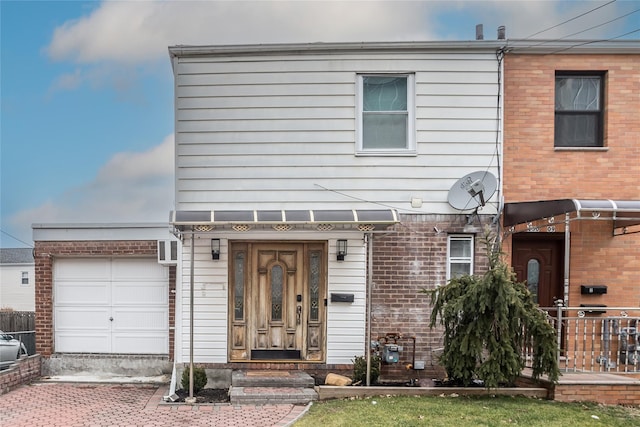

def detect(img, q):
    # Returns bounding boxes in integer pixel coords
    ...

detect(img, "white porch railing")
[524,306,640,374]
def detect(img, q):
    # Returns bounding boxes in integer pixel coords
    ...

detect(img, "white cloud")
[94,134,173,185]
[46,0,438,65]
[10,135,175,238]
[48,68,83,93]
[46,0,634,70]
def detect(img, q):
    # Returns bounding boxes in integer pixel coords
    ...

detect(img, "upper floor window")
[357,74,415,155]
[21,271,29,286]
[447,235,474,280]
[555,73,604,148]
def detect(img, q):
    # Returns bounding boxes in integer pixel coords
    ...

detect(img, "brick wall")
[553,384,640,406]
[567,220,640,308]
[33,240,174,358]
[503,53,640,309]
[0,355,41,395]
[503,54,640,202]
[371,214,492,380]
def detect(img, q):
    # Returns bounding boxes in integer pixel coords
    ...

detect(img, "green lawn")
[293,395,640,427]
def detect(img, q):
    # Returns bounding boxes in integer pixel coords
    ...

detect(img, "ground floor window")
[447,235,474,280]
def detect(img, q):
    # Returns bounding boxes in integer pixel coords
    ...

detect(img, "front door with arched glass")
[512,236,564,308]
[228,241,326,362]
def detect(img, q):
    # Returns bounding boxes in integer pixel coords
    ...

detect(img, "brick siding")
[504,54,640,202]
[503,53,640,309]
[371,214,492,380]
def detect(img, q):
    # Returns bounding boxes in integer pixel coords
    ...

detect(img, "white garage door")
[54,258,169,354]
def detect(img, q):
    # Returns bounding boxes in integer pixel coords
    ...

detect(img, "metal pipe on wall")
[564,213,570,306]
[189,230,195,399]
[366,232,373,386]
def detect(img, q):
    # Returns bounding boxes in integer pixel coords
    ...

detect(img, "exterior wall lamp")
[336,239,347,261]
[211,239,221,260]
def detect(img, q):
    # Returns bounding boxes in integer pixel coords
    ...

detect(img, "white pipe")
[163,362,179,402]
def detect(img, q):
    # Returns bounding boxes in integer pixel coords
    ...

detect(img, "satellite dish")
[447,171,497,211]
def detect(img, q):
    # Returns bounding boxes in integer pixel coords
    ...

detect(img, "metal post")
[556,299,563,368]
[366,233,373,386]
[563,213,570,306]
[188,230,195,401]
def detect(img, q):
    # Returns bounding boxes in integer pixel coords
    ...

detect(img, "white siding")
[174,49,501,214]
[178,237,228,363]
[177,231,366,364]
[0,264,35,311]
[326,240,367,363]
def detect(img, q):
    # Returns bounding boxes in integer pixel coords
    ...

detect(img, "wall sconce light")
[211,239,221,260]
[336,239,347,261]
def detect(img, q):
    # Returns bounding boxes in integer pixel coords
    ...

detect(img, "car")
[0,330,26,369]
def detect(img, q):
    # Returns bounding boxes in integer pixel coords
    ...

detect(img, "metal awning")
[503,199,640,232]
[170,209,399,231]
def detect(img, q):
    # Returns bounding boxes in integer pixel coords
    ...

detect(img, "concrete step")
[229,386,318,405]
[232,370,315,388]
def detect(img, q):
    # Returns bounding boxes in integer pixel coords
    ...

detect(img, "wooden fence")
[0,311,35,355]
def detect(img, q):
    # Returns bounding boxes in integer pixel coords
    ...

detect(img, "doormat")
[251,349,302,360]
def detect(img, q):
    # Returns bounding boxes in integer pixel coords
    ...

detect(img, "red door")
[512,236,564,308]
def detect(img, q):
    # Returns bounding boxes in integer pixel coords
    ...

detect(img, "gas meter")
[381,344,402,363]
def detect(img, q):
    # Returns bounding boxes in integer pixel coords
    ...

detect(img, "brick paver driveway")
[0,382,307,427]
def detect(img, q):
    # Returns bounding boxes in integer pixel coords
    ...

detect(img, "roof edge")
[168,39,640,58]
[32,222,169,229]
[168,40,508,58]
[505,39,640,55]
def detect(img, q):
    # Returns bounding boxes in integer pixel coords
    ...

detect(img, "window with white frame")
[21,271,29,286]
[447,235,474,280]
[357,74,415,154]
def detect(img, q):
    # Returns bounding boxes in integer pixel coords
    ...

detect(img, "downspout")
[188,229,195,402]
[365,232,373,386]
[495,46,505,241]
[563,213,570,306]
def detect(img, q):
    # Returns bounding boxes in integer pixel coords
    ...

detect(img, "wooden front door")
[512,236,564,308]
[229,242,326,362]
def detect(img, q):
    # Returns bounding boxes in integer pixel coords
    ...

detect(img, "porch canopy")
[503,199,640,234]
[170,209,399,232]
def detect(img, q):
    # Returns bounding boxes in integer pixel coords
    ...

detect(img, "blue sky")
[1,0,639,248]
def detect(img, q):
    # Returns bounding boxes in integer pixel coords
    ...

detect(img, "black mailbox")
[580,285,607,295]
[330,293,354,303]
[580,304,607,314]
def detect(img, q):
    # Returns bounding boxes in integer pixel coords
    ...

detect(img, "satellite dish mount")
[464,178,486,207]
[447,171,498,213]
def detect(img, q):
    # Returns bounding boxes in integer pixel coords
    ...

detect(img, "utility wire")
[557,7,640,39]
[523,7,640,48]
[313,183,419,213]
[549,27,640,54]
[523,0,617,39]
[0,229,34,248]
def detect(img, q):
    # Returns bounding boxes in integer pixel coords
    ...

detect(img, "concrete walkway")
[0,382,309,427]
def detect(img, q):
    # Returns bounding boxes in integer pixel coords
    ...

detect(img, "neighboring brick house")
[501,41,640,371]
